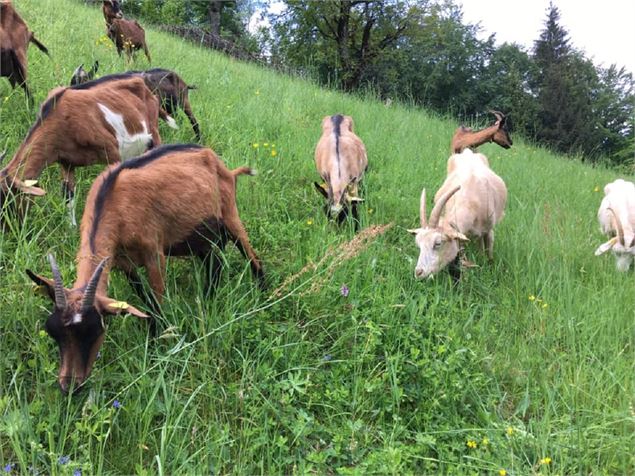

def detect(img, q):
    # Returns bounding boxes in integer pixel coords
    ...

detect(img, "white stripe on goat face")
[98,103,152,160]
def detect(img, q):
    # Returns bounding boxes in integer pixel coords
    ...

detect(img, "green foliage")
[1,0,634,474]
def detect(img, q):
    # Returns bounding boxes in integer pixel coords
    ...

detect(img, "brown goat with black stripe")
[0,0,49,102]
[27,143,264,394]
[102,0,151,63]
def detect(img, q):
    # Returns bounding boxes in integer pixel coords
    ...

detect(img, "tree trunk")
[208,1,222,36]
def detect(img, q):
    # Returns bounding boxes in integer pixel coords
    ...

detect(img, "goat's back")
[0,2,29,49]
[109,18,145,44]
[598,179,635,240]
[82,146,231,251]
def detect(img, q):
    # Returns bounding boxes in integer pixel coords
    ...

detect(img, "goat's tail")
[232,166,257,178]
[30,34,49,56]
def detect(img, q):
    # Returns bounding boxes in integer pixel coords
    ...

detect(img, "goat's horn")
[488,110,504,121]
[47,254,67,310]
[608,207,625,246]
[419,188,427,227]
[81,257,109,313]
[429,185,461,228]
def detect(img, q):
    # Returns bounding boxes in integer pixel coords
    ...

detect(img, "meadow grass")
[1,0,634,473]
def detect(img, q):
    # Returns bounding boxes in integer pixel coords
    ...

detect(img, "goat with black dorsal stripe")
[26,144,264,394]
[0,74,177,227]
[102,0,151,63]
[313,114,368,226]
[0,0,49,102]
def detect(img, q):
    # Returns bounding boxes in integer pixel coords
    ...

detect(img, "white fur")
[71,313,82,325]
[165,115,178,130]
[98,103,152,160]
[596,179,635,271]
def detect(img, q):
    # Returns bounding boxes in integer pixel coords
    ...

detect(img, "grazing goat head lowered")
[410,149,507,279]
[314,114,367,225]
[70,65,200,140]
[27,144,264,393]
[0,74,173,228]
[0,0,50,102]
[451,111,512,153]
[594,179,635,271]
[102,1,151,63]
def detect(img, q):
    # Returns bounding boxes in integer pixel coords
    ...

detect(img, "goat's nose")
[415,268,424,278]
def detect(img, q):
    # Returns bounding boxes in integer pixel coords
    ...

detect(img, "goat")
[102,0,151,63]
[409,149,507,279]
[0,0,49,102]
[594,179,635,271]
[26,143,264,393]
[71,63,201,141]
[0,74,175,227]
[313,114,367,225]
[450,111,512,154]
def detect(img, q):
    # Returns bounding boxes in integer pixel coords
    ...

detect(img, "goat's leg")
[143,42,151,63]
[60,165,77,226]
[143,252,166,307]
[224,214,265,287]
[484,230,495,261]
[123,267,160,335]
[182,97,201,141]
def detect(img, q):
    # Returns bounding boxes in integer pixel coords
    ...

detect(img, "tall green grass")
[1,0,633,473]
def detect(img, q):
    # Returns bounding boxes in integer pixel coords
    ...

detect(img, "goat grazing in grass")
[451,111,512,154]
[102,0,151,63]
[71,64,201,141]
[26,143,264,393]
[594,179,635,271]
[0,0,49,102]
[313,114,367,225]
[0,74,174,227]
[409,149,507,279]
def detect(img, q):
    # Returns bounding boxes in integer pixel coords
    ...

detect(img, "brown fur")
[450,111,512,154]
[0,0,49,101]
[0,76,161,209]
[102,1,151,63]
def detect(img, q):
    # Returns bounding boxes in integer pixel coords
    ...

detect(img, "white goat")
[594,179,635,271]
[409,149,507,279]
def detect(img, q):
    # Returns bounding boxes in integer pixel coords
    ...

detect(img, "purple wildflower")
[4,464,13,473]
[322,354,333,362]
[58,456,70,465]
[73,469,82,476]
[340,284,349,297]
[113,400,121,409]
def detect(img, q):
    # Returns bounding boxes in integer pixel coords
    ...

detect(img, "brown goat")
[314,114,368,225]
[71,64,201,141]
[102,0,151,63]
[450,111,512,154]
[0,0,49,101]
[26,143,264,393]
[0,74,170,227]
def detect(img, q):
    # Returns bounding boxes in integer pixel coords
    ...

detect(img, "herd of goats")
[1,0,633,394]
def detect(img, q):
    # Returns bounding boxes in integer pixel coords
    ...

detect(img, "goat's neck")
[453,124,498,153]
[1,136,56,182]
[74,248,114,297]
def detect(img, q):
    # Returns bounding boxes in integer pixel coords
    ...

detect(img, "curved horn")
[608,207,625,246]
[429,185,461,228]
[488,110,504,122]
[48,254,67,310]
[419,188,427,227]
[81,257,109,313]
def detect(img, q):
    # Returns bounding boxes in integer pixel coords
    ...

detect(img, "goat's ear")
[448,230,469,242]
[407,228,421,235]
[595,237,617,256]
[313,182,328,199]
[97,296,149,318]
[26,269,57,302]
[12,179,46,196]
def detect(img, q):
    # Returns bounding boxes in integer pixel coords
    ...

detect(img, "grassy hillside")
[1,0,633,474]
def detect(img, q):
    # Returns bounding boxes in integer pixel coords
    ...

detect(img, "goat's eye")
[433,239,443,249]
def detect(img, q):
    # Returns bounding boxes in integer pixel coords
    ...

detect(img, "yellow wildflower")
[368,208,374,215]
[255,89,260,95]
[482,437,489,446]
[539,457,552,465]
[466,440,477,449]
[271,150,277,157]
[39,330,47,338]
[506,426,514,436]
[528,295,536,301]
[252,143,259,148]
[499,470,507,476]
[593,186,600,192]
[263,142,269,147]
[271,143,276,148]
[306,219,313,225]
[542,302,548,309]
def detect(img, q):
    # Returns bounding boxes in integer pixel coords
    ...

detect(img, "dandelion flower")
[466,440,477,449]
[340,285,349,297]
[539,457,552,465]
[498,470,507,476]
[271,150,277,157]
